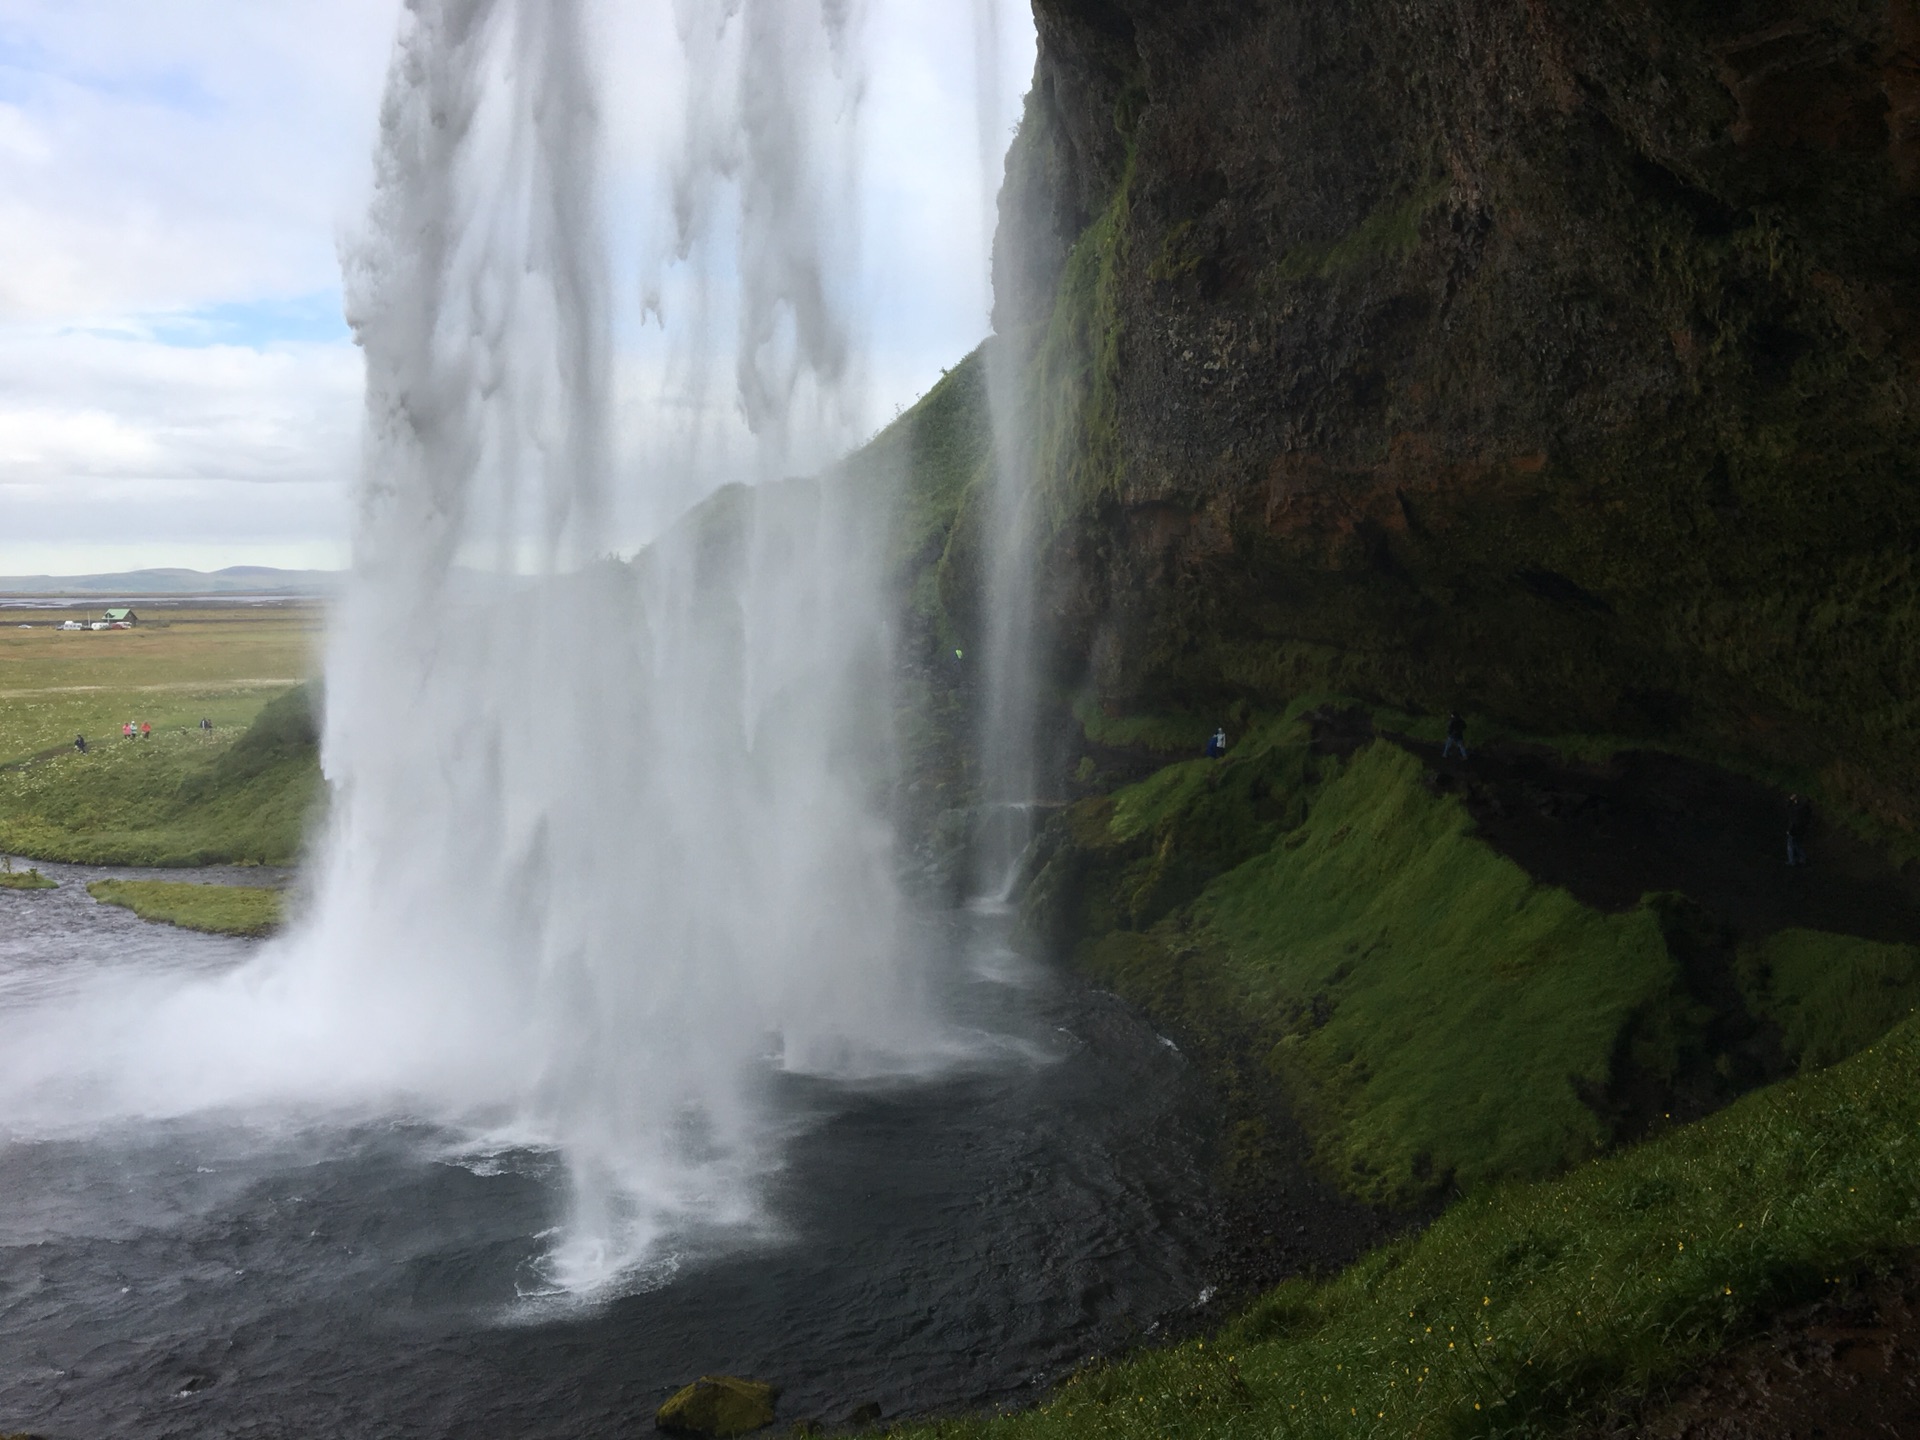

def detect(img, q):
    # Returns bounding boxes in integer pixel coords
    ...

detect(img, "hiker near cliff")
[1206,727,1227,758]
[1443,711,1468,760]
[1786,793,1811,867]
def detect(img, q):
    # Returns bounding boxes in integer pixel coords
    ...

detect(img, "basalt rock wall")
[997,0,1920,826]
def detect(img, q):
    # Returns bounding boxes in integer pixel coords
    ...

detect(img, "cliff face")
[996,0,1920,825]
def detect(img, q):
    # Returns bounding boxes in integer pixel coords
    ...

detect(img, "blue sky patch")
[143,291,353,349]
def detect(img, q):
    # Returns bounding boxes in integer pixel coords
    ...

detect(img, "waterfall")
[970,0,1045,900]
[0,0,955,1299]
[307,0,945,1290]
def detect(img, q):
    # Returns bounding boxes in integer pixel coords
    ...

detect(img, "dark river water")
[0,863,1223,1438]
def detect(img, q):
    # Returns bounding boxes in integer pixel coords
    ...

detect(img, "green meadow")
[87,878,285,937]
[0,607,324,866]
[0,604,319,764]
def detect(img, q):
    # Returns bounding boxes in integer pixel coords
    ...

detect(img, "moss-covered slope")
[1026,705,1920,1208]
[903,1014,1920,1440]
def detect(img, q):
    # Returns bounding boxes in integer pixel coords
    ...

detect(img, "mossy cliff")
[989,0,1920,834]
[862,2,1920,1225]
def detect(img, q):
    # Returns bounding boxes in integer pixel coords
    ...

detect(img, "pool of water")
[0,864,1224,1437]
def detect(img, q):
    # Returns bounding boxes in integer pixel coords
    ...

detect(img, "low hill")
[0,566,338,598]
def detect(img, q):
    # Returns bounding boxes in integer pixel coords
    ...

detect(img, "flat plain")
[0,603,324,865]
[0,603,321,765]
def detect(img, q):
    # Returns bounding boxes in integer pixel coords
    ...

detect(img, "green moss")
[1072,692,1216,755]
[901,1017,1920,1440]
[0,866,56,890]
[1027,167,1134,535]
[87,878,284,937]
[840,346,996,596]
[1073,740,1677,1204]
[1739,929,1920,1071]
[1268,179,1449,283]
[655,1375,778,1438]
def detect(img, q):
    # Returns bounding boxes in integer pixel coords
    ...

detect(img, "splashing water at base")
[0,0,958,1297]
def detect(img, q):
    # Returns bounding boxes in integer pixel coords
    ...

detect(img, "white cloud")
[0,0,1035,575]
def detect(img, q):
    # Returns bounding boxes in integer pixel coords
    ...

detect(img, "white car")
[59,620,83,631]
[89,621,110,631]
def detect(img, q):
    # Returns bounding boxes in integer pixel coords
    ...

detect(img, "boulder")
[655,1375,777,1438]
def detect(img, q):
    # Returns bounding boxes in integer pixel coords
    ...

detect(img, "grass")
[0,682,323,865]
[903,1016,1920,1440]
[86,878,284,937]
[1068,733,1676,1204]
[1738,929,1920,1071]
[0,865,55,890]
[0,604,320,766]
[1032,700,1920,1208]
[0,605,323,865]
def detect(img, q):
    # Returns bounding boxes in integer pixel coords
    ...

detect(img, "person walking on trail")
[1786,793,1812,867]
[140,721,151,740]
[1206,727,1228,759]
[1443,710,1469,761]
[74,734,86,754]
[199,717,212,732]
[122,721,134,740]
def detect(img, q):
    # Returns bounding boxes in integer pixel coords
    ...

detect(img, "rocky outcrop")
[655,1375,777,1437]
[995,0,1920,827]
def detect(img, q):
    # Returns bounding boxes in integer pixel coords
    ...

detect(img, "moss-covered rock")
[990,0,1920,838]
[655,1375,778,1438]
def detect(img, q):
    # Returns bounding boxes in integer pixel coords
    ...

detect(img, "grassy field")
[0,604,320,765]
[87,878,284,937]
[904,1017,1920,1440]
[0,606,325,866]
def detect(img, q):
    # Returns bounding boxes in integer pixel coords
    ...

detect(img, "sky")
[0,0,1034,576]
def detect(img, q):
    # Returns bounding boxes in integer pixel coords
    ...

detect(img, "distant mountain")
[0,567,339,597]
